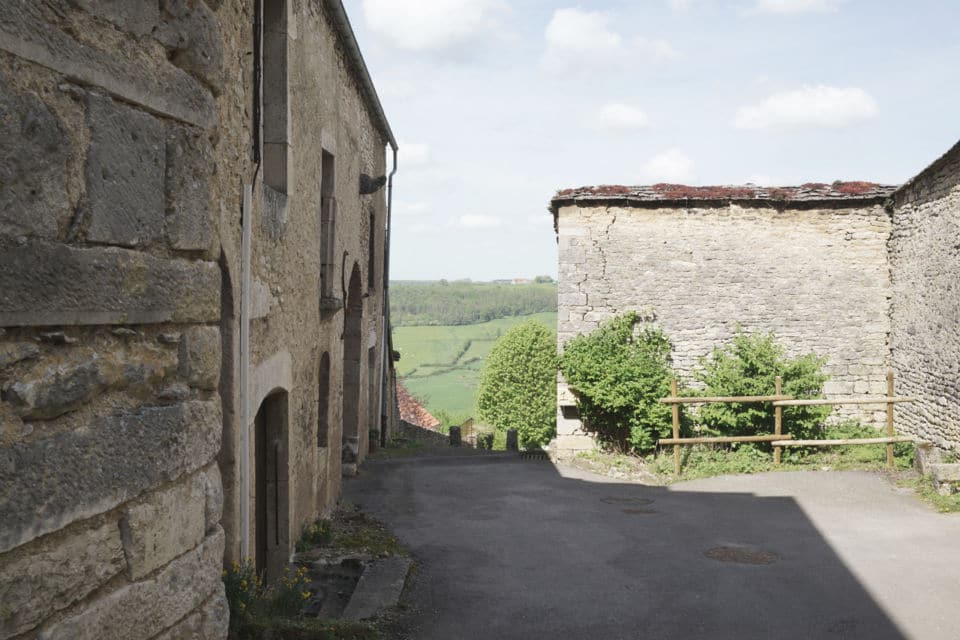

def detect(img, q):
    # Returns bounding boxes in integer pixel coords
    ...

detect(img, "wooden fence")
[658,372,915,475]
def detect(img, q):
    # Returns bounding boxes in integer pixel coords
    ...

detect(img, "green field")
[394,311,557,421]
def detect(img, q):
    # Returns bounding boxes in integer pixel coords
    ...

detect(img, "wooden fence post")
[671,379,681,476]
[774,376,783,465]
[886,371,895,469]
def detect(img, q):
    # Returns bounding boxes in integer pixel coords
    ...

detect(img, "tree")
[534,275,554,284]
[695,330,830,439]
[477,321,557,448]
[558,312,674,453]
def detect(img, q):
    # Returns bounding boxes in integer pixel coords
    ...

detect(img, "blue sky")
[341,0,960,281]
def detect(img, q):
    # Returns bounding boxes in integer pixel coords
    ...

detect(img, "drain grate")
[704,547,779,565]
[601,496,654,506]
[520,451,550,461]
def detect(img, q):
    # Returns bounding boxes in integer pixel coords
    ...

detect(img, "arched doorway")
[341,264,363,474]
[254,390,289,581]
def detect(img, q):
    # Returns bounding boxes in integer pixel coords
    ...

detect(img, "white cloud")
[458,214,502,229]
[751,0,840,14]
[595,103,650,131]
[640,149,696,183]
[400,143,431,167]
[395,201,429,217]
[541,8,677,75]
[361,0,504,52]
[733,86,879,130]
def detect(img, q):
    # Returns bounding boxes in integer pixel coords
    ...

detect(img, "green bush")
[476,321,557,448]
[694,330,830,439]
[558,312,674,453]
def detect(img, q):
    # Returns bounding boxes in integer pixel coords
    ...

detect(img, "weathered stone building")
[552,156,960,458]
[0,1,398,638]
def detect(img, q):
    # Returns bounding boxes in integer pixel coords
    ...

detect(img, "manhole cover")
[704,547,779,565]
[621,508,659,515]
[601,497,654,505]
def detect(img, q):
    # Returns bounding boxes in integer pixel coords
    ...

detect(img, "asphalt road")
[345,456,960,640]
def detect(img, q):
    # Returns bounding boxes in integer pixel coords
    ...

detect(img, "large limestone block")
[154,0,225,95]
[38,528,225,640]
[120,474,206,580]
[3,348,176,420]
[179,325,221,390]
[74,0,159,36]
[0,520,125,638]
[0,400,221,553]
[202,465,223,534]
[0,238,220,327]
[84,92,165,247]
[0,73,71,239]
[165,125,215,254]
[0,1,215,128]
[151,589,229,640]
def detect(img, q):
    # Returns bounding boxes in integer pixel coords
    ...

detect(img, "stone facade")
[890,141,960,453]
[0,1,398,638]
[551,183,897,457]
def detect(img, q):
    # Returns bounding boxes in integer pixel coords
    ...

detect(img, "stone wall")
[0,1,227,637]
[890,141,960,452]
[554,198,893,456]
[0,0,397,636]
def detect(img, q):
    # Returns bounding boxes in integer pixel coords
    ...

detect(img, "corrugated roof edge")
[325,0,397,150]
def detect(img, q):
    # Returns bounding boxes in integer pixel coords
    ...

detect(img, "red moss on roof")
[396,382,440,430]
[550,181,898,213]
[651,184,758,200]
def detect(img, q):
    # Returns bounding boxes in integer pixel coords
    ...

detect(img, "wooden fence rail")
[657,371,915,475]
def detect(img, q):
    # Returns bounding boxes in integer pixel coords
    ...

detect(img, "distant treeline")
[390,280,558,326]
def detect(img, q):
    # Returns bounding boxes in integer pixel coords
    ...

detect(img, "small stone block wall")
[890,141,960,452]
[556,201,893,446]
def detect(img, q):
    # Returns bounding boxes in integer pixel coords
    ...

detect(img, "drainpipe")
[376,144,398,443]
[241,0,265,560]
[240,183,253,559]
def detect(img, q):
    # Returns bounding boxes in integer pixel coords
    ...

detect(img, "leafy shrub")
[559,312,674,453]
[694,330,830,439]
[476,321,557,448]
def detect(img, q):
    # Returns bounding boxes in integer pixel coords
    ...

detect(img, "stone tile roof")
[396,382,440,430]
[549,182,899,215]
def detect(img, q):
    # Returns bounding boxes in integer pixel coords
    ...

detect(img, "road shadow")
[345,454,930,640]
